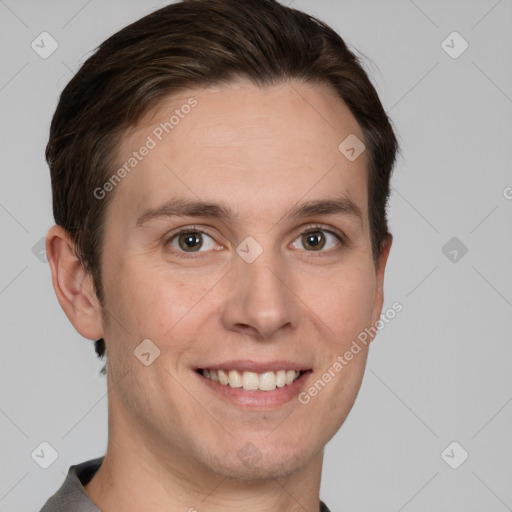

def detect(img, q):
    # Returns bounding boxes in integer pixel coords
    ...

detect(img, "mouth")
[196,368,305,391]
[194,363,312,409]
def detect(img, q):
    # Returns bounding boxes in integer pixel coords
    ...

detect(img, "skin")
[47,79,391,512]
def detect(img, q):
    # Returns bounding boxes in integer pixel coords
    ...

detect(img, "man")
[40,0,398,510]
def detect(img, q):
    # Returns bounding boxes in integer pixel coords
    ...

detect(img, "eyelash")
[292,224,345,255]
[164,225,219,260]
[164,224,345,259]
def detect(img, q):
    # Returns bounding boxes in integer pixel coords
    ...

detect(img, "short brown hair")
[47,0,399,360]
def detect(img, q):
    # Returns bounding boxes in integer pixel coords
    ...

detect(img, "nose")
[221,248,298,340]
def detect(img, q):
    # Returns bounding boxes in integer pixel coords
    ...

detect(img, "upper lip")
[196,360,311,373]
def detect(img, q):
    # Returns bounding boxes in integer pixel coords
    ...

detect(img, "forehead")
[108,79,369,225]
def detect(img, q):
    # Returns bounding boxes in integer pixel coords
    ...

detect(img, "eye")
[291,227,341,252]
[168,229,218,253]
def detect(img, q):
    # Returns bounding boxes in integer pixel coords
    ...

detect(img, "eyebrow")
[135,196,363,227]
[286,196,362,224]
[136,199,232,226]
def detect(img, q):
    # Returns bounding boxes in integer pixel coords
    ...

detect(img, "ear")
[46,225,104,340]
[369,234,393,337]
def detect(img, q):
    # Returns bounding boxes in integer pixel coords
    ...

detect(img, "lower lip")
[196,370,312,409]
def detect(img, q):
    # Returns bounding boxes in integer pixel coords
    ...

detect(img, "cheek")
[104,258,216,345]
[303,264,377,340]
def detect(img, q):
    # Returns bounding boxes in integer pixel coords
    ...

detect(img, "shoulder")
[38,457,104,512]
[320,500,333,512]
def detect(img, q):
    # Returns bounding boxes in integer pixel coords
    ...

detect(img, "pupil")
[180,232,201,251]
[303,231,324,250]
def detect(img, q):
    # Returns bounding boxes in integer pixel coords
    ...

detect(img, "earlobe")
[46,225,104,340]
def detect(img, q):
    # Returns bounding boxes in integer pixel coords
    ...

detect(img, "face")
[97,79,390,480]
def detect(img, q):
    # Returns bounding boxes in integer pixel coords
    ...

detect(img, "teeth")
[201,368,302,391]
[285,370,296,385]
[218,369,229,385]
[259,372,276,391]
[276,370,286,388]
[242,371,259,390]
[228,369,242,388]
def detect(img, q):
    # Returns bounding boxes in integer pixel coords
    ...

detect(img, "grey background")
[1,0,511,510]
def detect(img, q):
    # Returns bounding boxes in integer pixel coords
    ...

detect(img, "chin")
[197,440,320,481]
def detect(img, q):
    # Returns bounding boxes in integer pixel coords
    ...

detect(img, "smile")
[199,368,303,392]
[195,360,312,409]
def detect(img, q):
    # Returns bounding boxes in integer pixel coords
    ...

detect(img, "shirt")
[39,457,332,511]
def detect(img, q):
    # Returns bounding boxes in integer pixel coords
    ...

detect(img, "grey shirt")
[39,457,332,512]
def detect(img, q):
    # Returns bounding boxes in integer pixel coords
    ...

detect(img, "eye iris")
[179,232,202,251]
[302,230,325,250]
